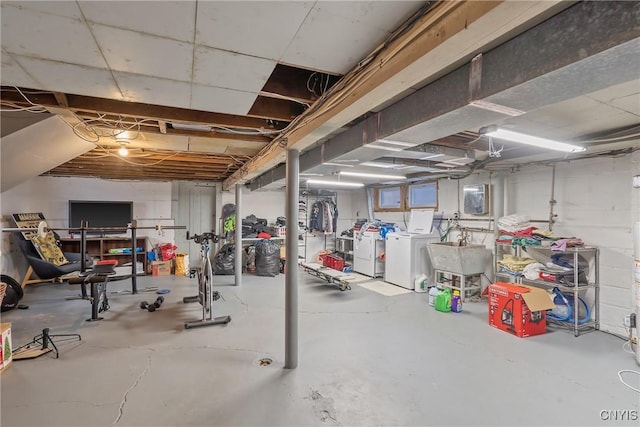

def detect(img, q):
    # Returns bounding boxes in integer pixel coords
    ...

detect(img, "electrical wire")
[617,370,640,393]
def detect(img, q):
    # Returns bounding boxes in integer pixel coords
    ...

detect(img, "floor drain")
[258,358,272,366]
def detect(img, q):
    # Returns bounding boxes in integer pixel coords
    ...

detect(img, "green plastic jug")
[435,288,452,312]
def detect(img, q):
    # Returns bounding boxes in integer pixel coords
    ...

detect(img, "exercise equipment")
[13,328,81,360]
[67,261,116,321]
[183,231,231,329]
[140,296,165,312]
[0,275,23,312]
[2,220,186,294]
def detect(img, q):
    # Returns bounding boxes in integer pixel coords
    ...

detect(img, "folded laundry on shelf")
[497,254,537,272]
[497,214,531,233]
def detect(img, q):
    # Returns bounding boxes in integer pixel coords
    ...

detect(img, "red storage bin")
[326,254,345,271]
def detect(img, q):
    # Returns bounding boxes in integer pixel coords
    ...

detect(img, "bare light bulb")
[118,145,129,156]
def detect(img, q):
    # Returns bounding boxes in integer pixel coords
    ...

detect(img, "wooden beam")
[1,89,288,130]
[52,92,68,107]
[72,111,272,143]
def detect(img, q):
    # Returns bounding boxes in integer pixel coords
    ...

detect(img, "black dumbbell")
[140,296,165,312]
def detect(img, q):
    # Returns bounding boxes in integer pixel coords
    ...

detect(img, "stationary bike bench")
[183,232,231,329]
[67,260,117,321]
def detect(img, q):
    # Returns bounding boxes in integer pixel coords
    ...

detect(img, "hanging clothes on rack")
[309,199,338,233]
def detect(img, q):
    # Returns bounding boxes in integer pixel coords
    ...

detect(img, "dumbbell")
[140,296,165,312]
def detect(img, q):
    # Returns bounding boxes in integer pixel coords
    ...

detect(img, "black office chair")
[15,233,93,287]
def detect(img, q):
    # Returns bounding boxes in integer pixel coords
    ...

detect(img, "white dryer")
[353,231,385,277]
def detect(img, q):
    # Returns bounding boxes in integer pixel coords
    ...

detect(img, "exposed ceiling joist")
[225,0,571,189]
[0,89,289,131]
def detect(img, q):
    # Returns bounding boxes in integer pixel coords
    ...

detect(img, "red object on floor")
[97,259,118,266]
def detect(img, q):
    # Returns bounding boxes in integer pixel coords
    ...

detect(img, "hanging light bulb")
[118,141,129,156]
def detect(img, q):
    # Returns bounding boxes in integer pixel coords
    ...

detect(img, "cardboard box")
[488,282,555,338]
[0,323,12,373]
[151,260,171,276]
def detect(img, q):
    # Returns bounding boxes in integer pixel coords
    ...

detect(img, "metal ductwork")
[248,1,640,191]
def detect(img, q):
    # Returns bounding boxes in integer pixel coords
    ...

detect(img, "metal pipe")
[234,184,243,287]
[285,148,299,369]
[80,221,87,273]
[549,165,558,231]
[131,220,137,294]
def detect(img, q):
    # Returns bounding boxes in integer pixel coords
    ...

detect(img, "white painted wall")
[1,176,173,280]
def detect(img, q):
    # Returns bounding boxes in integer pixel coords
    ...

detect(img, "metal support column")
[234,184,242,287]
[130,220,137,294]
[285,148,299,369]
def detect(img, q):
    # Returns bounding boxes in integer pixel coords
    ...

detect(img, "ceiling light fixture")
[480,125,586,153]
[339,171,406,180]
[171,122,213,132]
[306,179,364,188]
[361,161,396,169]
[323,162,354,167]
[118,141,129,156]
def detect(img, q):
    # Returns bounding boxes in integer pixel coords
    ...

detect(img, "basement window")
[408,182,438,209]
[374,181,438,212]
[375,186,404,211]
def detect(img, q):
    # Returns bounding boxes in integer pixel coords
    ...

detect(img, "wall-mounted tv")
[69,200,133,233]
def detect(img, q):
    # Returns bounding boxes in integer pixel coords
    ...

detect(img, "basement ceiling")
[1,1,639,190]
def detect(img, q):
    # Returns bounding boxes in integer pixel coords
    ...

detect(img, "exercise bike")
[183,231,231,329]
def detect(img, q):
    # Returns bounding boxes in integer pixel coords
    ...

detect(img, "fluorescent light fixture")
[377,139,415,147]
[171,122,213,132]
[306,179,364,188]
[481,126,586,153]
[419,153,445,160]
[299,173,324,177]
[361,161,396,169]
[339,171,406,180]
[366,143,404,152]
[323,162,354,167]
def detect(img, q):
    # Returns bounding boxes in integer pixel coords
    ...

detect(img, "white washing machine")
[384,232,440,289]
[353,231,385,277]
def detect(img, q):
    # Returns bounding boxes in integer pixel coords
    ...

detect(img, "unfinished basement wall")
[0,176,172,282]
[505,156,635,338]
[348,155,636,337]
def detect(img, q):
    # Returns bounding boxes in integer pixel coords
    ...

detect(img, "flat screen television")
[69,200,133,233]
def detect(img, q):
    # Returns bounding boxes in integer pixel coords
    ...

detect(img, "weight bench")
[67,260,117,321]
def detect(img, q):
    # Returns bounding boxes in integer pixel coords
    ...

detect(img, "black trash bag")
[222,203,236,218]
[255,239,281,277]
[213,244,235,275]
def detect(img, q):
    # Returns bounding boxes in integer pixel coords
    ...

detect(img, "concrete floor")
[1,271,638,426]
